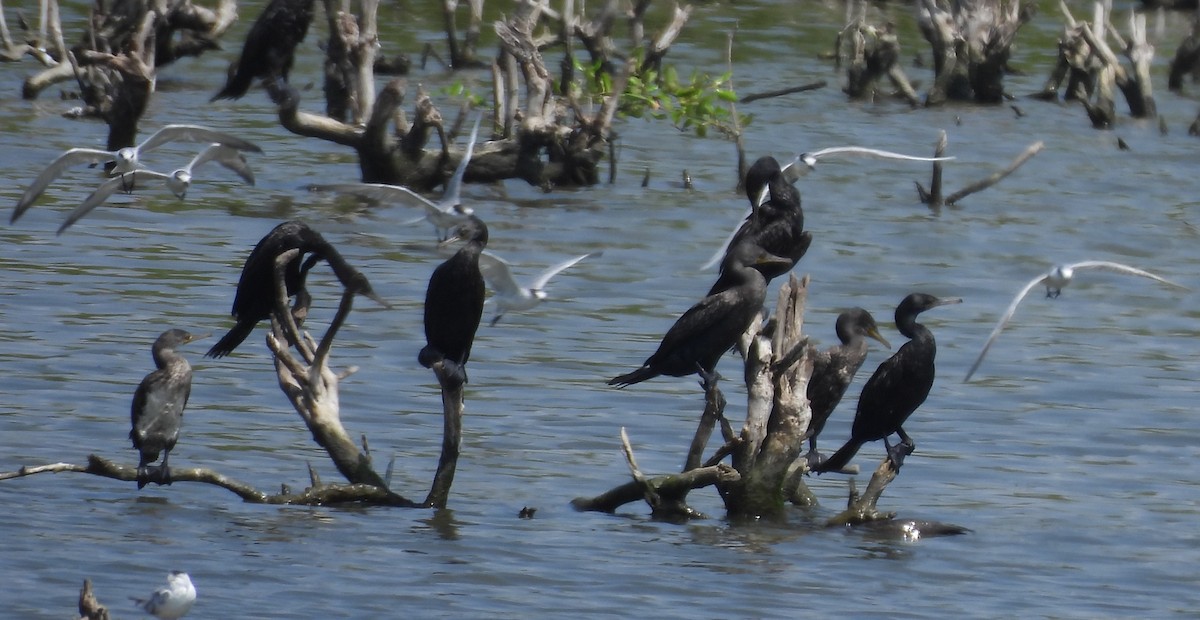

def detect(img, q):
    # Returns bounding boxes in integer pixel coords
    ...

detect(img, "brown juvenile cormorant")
[207,221,388,358]
[812,293,961,474]
[609,241,792,388]
[420,215,488,385]
[707,156,812,295]
[131,329,204,489]
[211,0,315,101]
[803,308,890,468]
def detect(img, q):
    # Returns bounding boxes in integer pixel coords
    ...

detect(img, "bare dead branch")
[739,80,826,104]
[944,140,1043,206]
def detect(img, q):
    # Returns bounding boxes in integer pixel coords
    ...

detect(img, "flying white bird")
[309,113,484,239]
[132,571,196,620]
[57,144,256,234]
[786,145,956,173]
[479,250,601,325]
[12,125,262,223]
[963,261,1187,382]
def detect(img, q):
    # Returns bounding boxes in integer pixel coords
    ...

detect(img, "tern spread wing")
[1067,260,1186,290]
[529,252,600,291]
[701,207,752,271]
[310,182,443,215]
[441,113,483,209]
[138,124,263,154]
[187,143,256,185]
[964,260,1186,382]
[478,251,522,296]
[963,272,1049,382]
[13,148,115,221]
[57,169,173,235]
[797,145,957,167]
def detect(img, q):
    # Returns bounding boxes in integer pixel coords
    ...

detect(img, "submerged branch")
[944,141,1043,206]
[0,455,416,506]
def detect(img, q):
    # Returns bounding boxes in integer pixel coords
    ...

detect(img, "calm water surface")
[1,0,1199,617]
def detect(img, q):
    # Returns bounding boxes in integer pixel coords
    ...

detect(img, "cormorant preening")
[803,308,890,468]
[812,293,961,474]
[420,215,488,385]
[131,329,204,489]
[211,0,315,101]
[707,156,811,295]
[207,221,388,358]
[609,241,792,388]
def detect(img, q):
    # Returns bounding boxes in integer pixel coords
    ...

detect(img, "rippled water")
[2,0,1199,616]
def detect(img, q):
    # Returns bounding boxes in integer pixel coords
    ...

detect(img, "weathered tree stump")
[838,20,920,106]
[918,0,1032,106]
[1168,16,1200,92]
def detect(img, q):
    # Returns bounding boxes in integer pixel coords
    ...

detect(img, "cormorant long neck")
[895,309,931,342]
[152,345,185,370]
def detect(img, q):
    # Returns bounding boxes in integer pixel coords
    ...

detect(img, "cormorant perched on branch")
[211,0,315,101]
[803,308,890,468]
[707,156,812,295]
[420,215,488,385]
[812,293,961,474]
[207,221,389,358]
[609,241,792,388]
[131,329,204,489]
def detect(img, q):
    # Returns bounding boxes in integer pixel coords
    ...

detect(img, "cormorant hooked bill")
[420,215,489,385]
[211,0,316,101]
[609,241,792,388]
[207,221,389,358]
[131,329,205,489]
[812,293,961,474]
[803,308,890,468]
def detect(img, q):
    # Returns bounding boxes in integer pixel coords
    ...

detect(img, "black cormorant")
[803,308,890,468]
[609,241,792,388]
[420,215,488,384]
[131,329,204,489]
[211,0,315,101]
[207,221,388,358]
[812,293,961,474]
[707,156,811,295]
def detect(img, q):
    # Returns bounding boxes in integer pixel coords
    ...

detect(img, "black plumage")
[131,329,203,489]
[211,0,315,101]
[812,293,961,474]
[207,221,387,358]
[419,215,488,384]
[708,156,812,295]
[609,241,791,388]
[803,308,890,468]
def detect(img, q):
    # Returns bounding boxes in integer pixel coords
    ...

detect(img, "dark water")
[2,0,1199,617]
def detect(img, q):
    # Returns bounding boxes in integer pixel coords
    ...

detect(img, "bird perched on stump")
[207,221,389,358]
[609,240,792,388]
[420,215,489,386]
[803,308,890,469]
[812,293,961,474]
[211,0,316,101]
